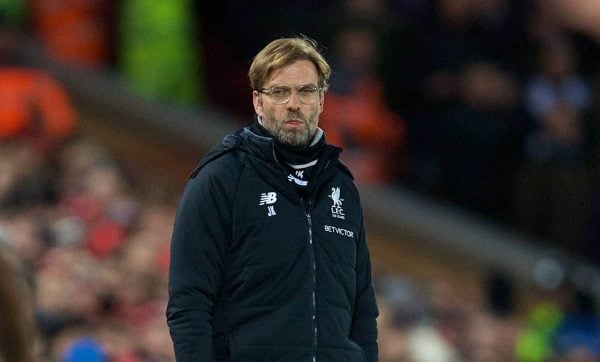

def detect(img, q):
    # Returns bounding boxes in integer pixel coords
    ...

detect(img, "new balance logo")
[259,192,278,217]
[259,192,277,205]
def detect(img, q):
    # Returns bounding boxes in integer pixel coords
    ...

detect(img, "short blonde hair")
[248,36,331,91]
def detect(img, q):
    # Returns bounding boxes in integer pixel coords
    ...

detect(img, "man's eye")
[299,88,315,95]
[271,88,287,97]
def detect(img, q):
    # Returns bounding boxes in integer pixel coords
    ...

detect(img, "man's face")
[253,60,324,147]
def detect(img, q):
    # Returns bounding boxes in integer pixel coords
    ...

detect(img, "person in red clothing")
[319,24,406,185]
[29,0,114,68]
[0,65,77,152]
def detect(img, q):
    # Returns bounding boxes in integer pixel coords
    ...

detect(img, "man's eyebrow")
[266,83,318,88]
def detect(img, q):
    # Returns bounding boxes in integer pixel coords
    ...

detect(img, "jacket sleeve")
[166,162,233,361]
[351,221,379,362]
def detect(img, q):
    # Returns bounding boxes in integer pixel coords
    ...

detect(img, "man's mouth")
[284,119,304,127]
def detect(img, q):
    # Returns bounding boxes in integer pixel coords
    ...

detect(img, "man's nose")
[287,90,301,109]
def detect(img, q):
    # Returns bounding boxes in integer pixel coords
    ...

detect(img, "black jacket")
[167,126,379,361]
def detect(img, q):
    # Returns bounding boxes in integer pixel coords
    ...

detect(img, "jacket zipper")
[305,199,318,361]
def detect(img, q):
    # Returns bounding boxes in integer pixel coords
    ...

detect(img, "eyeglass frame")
[255,84,323,105]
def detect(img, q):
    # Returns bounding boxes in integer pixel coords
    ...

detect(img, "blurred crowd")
[197,0,600,264]
[2,0,600,361]
[0,124,176,359]
[2,0,600,259]
[376,268,600,361]
[0,46,176,359]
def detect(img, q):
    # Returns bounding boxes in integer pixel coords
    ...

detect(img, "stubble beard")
[264,111,318,148]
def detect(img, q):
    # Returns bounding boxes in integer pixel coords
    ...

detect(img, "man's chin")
[277,130,310,148]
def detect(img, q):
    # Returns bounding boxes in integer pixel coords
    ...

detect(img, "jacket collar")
[240,126,280,165]
[240,126,346,197]
[239,126,342,166]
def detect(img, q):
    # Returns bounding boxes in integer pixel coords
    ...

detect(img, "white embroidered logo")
[324,225,354,238]
[259,192,277,205]
[259,192,277,217]
[288,174,308,186]
[329,187,345,219]
[295,170,304,178]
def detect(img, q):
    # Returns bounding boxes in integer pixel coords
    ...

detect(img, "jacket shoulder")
[323,144,355,180]
[335,159,354,180]
[189,132,242,179]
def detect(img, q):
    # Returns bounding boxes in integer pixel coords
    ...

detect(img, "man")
[167,36,379,361]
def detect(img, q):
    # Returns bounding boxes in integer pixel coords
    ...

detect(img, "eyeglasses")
[257,85,322,105]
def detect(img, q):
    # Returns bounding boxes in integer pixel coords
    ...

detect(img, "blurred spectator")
[552,288,600,360]
[518,0,600,78]
[377,299,411,361]
[524,35,592,122]
[513,102,592,252]
[0,241,36,362]
[382,0,481,116]
[60,337,108,362]
[462,309,520,361]
[0,68,77,152]
[52,139,139,260]
[319,22,407,185]
[376,276,462,361]
[524,103,587,164]
[380,0,527,200]
[117,0,204,107]
[381,0,522,117]
[516,301,564,362]
[0,32,78,155]
[525,1,565,54]
[424,62,526,219]
[0,139,57,212]
[29,0,115,68]
[551,0,600,42]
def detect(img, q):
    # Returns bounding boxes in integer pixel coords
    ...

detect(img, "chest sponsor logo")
[328,187,345,219]
[324,224,354,238]
[259,192,277,217]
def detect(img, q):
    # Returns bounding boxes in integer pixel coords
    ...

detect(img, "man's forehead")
[266,60,319,85]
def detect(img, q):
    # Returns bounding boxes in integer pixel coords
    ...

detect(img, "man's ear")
[253,91,263,114]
